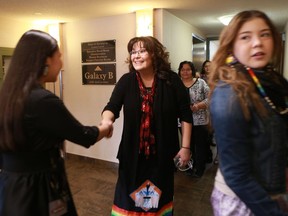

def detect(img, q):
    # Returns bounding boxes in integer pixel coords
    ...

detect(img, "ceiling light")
[218,15,234,26]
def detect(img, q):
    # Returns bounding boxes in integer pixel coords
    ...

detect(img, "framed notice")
[81,40,116,63]
[82,64,116,85]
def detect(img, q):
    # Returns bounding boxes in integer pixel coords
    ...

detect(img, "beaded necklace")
[246,67,288,115]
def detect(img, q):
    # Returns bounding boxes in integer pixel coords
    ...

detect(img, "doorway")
[192,34,206,72]
[0,47,14,87]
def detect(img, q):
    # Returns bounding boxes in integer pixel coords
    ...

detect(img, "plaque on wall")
[81,40,116,63]
[82,64,116,85]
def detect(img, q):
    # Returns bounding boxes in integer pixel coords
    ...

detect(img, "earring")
[43,66,49,76]
[226,54,237,65]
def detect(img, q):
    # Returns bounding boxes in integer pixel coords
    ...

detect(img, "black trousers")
[191,125,210,175]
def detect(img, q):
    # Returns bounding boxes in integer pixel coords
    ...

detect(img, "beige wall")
[0,11,218,163]
[0,17,36,47]
[62,14,135,162]
[61,10,206,162]
[159,9,205,72]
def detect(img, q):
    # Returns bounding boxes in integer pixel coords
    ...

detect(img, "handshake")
[97,119,114,141]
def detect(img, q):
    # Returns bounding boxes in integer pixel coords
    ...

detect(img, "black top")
[0,86,100,216]
[103,71,192,212]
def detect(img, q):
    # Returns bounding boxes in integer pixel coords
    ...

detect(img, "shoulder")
[120,71,136,79]
[117,71,136,84]
[210,82,242,117]
[197,78,207,84]
[166,71,182,85]
[197,78,209,89]
[29,86,62,108]
[29,86,58,102]
[211,82,234,103]
[169,70,180,79]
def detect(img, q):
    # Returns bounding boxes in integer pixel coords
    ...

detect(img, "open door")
[0,47,14,88]
[192,34,206,73]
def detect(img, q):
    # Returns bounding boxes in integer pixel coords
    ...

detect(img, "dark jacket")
[0,86,99,216]
[210,82,288,216]
[103,71,192,181]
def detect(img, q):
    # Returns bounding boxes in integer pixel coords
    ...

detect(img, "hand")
[274,195,288,213]
[97,120,113,140]
[191,103,199,112]
[175,147,191,167]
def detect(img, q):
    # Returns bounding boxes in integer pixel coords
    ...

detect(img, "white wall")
[62,14,135,163]
[209,40,220,60]
[0,17,35,47]
[160,10,205,72]
[0,10,224,164]
[61,11,207,163]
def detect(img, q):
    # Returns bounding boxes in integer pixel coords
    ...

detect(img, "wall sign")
[81,40,116,63]
[82,64,116,85]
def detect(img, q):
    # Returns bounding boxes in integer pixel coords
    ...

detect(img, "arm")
[173,73,193,164]
[210,84,285,215]
[176,121,192,164]
[100,73,129,138]
[100,110,115,138]
[192,79,209,112]
[35,94,110,148]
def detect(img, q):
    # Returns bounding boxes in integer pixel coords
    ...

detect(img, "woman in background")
[200,60,211,83]
[178,61,210,178]
[0,30,111,216]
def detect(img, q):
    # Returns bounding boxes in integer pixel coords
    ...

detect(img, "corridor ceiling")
[1,0,287,36]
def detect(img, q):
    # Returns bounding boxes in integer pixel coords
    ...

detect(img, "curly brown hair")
[209,10,282,120]
[126,36,173,83]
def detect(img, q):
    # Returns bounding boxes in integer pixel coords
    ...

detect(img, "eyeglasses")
[130,49,147,56]
[180,69,192,72]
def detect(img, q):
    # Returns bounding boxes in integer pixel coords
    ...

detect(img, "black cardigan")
[103,71,192,182]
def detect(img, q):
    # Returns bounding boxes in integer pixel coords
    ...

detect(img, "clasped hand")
[97,120,113,141]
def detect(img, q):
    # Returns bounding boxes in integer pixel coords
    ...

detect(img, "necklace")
[246,67,288,115]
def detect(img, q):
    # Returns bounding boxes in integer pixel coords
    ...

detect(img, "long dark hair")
[201,60,211,75]
[127,36,173,83]
[0,29,58,151]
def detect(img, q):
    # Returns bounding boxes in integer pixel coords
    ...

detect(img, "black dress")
[103,71,192,215]
[0,86,99,216]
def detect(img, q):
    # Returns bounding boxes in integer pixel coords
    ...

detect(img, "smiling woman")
[101,36,193,215]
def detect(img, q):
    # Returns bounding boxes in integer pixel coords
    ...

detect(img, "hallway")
[65,149,217,216]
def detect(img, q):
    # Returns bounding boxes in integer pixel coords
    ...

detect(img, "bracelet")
[182,146,190,150]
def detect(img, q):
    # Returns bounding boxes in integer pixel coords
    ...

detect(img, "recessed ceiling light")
[218,15,234,26]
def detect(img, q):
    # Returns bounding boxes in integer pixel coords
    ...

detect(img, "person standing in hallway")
[200,60,211,83]
[209,10,288,215]
[101,36,192,215]
[178,61,210,178]
[0,29,112,216]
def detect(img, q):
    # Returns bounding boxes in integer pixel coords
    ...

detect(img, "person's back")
[0,30,111,216]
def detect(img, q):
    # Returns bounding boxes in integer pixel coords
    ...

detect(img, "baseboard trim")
[65,153,118,169]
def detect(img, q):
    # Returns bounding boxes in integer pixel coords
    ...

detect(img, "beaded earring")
[43,65,49,76]
[225,54,238,65]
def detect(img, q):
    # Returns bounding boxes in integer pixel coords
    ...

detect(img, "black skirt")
[0,148,77,216]
[111,154,174,215]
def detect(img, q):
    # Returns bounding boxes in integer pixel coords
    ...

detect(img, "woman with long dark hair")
[0,30,111,215]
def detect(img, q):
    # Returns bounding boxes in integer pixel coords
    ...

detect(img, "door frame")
[0,47,14,87]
